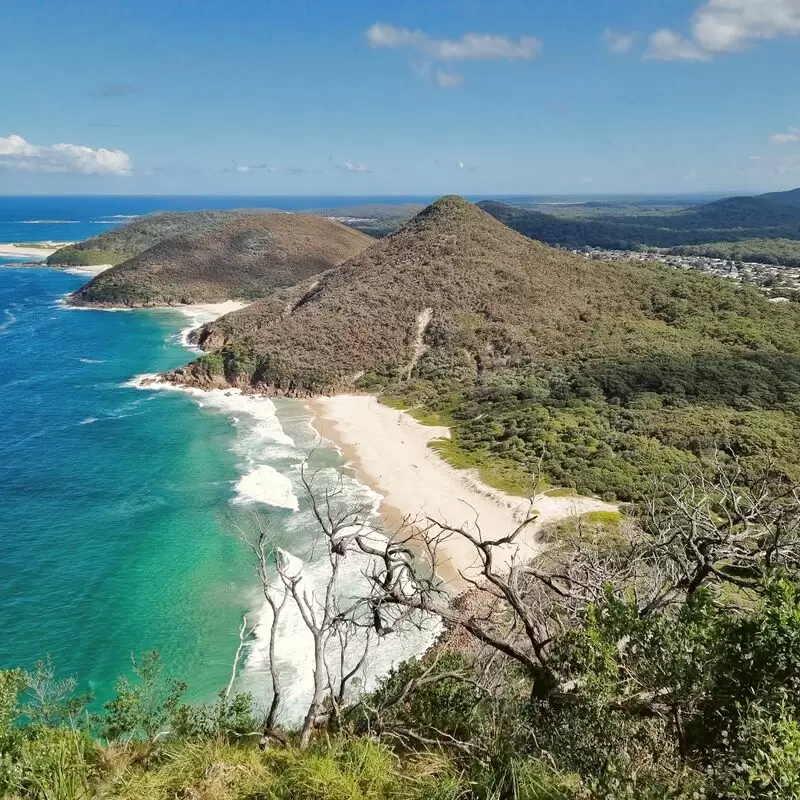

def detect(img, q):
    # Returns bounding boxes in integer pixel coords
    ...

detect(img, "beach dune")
[311,395,617,585]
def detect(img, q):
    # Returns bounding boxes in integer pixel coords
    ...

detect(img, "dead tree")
[343,451,800,698]
[234,514,289,737]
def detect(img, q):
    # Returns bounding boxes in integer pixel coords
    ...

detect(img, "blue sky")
[1,0,799,195]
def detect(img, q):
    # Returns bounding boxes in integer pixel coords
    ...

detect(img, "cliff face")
[66,215,372,308]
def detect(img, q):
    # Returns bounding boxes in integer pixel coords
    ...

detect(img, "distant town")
[575,247,800,300]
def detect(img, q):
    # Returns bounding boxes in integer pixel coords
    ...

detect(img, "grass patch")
[429,437,536,496]
[379,394,452,427]
[544,487,581,498]
[582,510,623,526]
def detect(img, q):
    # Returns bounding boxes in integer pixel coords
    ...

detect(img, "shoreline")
[0,242,72,258]
[309,395,617,587]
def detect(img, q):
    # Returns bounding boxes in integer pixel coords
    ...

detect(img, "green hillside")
[168,196,800,500]
[477,194,800,252]
[46,209,278,267]
[67,214,372,308]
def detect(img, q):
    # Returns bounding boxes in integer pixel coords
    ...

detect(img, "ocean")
[0,196,436,716]
[0,195,440,246]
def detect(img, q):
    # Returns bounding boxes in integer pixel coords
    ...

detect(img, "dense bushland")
[47,211,277,268]
[172,197,800,500]
[478,194,800,252]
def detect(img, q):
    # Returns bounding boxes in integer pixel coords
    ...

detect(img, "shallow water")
[0,267,437,716]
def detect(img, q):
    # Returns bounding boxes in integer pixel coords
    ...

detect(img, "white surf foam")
[244,514,440,723]
[233,465,299,510]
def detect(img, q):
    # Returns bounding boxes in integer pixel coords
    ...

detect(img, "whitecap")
[233,465,299,510]
[78,358,105,364]
[0,310,17,335]
[79,417,99,425]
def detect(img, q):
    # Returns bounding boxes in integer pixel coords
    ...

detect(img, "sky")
[1,0,800,196]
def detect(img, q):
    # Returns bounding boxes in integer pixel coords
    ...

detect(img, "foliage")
[47,248,129,267]
[669,238,800,268]
[100,651,187,742]
[68,213,371,307]
[478,194,800,252]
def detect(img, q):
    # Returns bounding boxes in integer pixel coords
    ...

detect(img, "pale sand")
[173,301,248,323]
[63,264,113,276]
[310,395,617,584]
[0,242,72,258]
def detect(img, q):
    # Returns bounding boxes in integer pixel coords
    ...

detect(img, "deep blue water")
[0,195,440,244]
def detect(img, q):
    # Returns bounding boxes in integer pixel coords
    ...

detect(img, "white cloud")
[342,161,371,173]
[646,0,800,61]
[458,161,465,169]
[366,23,541,86]
[436,69,464,88]
[0,134,132,175]
[232,162,277,173]
[603,29,637,54]
[646,29,711,61]
[771,127,800,144]
[366,23,542,61]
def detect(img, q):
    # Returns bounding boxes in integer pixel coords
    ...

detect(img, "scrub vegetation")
[171,196,800,501]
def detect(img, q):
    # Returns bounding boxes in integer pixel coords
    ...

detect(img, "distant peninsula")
[65,214,372,308]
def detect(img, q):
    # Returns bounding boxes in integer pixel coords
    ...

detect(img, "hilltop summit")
[168,195,800,501]
[167,195,637,392]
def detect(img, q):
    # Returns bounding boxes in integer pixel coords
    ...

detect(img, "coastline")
[0,242,72,258]
[309,395,617,586]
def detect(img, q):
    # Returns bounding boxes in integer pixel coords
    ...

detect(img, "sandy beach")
[62,264,114,276]
[0,242,72,258]
[310,395,617,584]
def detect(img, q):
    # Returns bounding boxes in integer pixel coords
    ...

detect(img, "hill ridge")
[67,214,373,308]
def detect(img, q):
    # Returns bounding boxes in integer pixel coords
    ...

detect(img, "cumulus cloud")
[366,23,541,60]
[646,29,711,61]
[0,134,132,175]
[646,0,800,61]
[230,162,277,173]
[603,29,637,54]
[341,161,371,173]
[771,127,800,144]
[366,23,541,86]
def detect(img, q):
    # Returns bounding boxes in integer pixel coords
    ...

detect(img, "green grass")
[8,735,477,800]
[429,437,537,497]
[543,487,581,498]
[47,248,130,267]
[582,511,623,526]
[378,395,452,427]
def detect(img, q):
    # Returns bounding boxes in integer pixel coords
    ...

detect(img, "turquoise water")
[0,266,434,714]
[0,267,258,702]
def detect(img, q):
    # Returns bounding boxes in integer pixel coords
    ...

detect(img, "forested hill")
[46,210,281,267]
[168,196,800,501]
[477,192,800,251]
[67,215,372,308]
[760,186,800,207]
